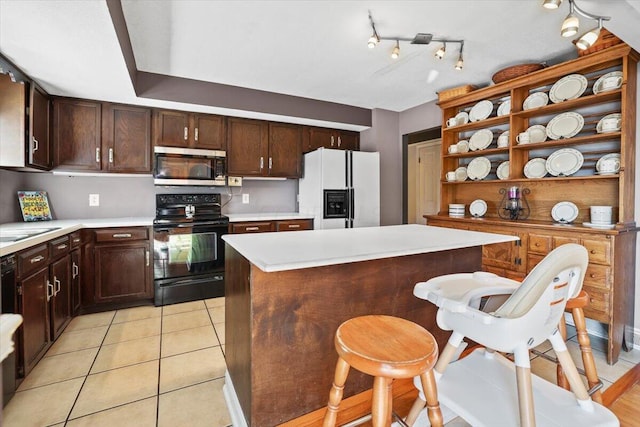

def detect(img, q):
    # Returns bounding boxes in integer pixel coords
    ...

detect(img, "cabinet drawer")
[581,285,610,323]
[582,238,612,265]
[528,234,551,254]
[94,228,149,243]
[276,219,313,232]
[18,244,49,278]
[583,264,612,290]
[553,236,579,247]
[231,222,275,234]
[49,235,70,259]
[70,231,82,249]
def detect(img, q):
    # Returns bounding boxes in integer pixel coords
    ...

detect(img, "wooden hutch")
[426,43,638,364]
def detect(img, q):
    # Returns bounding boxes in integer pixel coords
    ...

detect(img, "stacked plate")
[449,204,465,218]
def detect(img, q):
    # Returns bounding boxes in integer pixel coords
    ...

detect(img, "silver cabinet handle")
[146,250,150,267]
[184,126,188,141]
[195,127,199,141]
[54,277,61,295]
[109,148,114,163]
[245,226,260,231]
[331,135,335,147]
[112,233,132,238]
[96,147,100,162]
[32,137,39,152]
[57,244,67,250]
[73,238,81,243]
[30,255,45,264]
[337,136,342,147]
[259,157,264,171]
[72,262,79,279]
[288,224,300,228]
[269,157,272,170]
[47,281,53,302]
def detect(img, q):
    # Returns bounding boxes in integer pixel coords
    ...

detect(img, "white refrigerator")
[298,148,380,229]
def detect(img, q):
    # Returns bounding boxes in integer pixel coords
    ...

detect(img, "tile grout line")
[156,305,164,427]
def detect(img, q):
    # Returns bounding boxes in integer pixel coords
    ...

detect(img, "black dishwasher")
[1,254,17,407]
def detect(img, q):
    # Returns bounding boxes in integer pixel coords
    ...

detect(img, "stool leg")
[372,376,393,427]
[323,357,350,427]
[419,370,443,427]
[556,314,571,391]
[573,307,603,404]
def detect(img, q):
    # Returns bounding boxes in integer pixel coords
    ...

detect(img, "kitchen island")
[222,224,517,426]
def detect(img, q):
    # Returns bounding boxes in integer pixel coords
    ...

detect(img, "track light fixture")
[544,0,610,50]
[367,11,465,70]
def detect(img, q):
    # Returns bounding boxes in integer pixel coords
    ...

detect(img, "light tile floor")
[3,298,639,427]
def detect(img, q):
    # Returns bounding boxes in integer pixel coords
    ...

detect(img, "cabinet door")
[18,268,50,376]
[94,242,152,303]
[102,104,151,173]
[50,255,71,340]
[268,123,302,177]
[308,127,336,151]
[53,99,101,170]
[0,74,27,168]
[227,118,269,176]
[153,110,190,147]
[337,131,359,151]
[194,114,226,150]
[29,85,51,169]
[70,249,82,315]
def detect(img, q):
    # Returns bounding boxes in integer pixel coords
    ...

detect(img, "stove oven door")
[153,222,226,306]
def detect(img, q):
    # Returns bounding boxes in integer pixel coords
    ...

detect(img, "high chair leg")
[514,346,536,427]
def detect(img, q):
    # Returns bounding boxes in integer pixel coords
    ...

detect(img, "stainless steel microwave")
[154,146,226,186]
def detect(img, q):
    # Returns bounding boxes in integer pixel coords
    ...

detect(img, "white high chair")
[405,243,618,427]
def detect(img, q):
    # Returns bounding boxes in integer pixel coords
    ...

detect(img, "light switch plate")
[89,194,100,206]
[242,193,250,204]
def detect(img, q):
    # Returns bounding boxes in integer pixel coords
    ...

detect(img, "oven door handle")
[154,221,228,231]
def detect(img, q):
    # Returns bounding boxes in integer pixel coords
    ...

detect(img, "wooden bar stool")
[557,290,603,404]
[322,315,442,427]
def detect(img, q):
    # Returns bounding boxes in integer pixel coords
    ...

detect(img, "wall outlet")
[89,194,100,207]
[242,193,250,204]
[228,176,242,187]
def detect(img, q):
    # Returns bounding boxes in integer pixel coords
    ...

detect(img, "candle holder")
[498,186,531,221]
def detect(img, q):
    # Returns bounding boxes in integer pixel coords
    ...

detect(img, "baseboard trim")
[602,362,640,407]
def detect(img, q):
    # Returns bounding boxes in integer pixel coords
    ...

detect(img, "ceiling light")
[542,0,563,9]
[455,43,464,70]
[575,19,602,50]
[561,2,579,37]
[391,41,400,59]
[367,11,465,70]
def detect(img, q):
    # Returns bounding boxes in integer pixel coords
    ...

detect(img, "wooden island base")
[225,244,482,426]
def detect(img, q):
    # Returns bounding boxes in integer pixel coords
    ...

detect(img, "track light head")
[575,19,602,50]
[435,44,446,60]
[542,0,563,9]
[561,12,579,37]
[391,41,400,59]
[455,56,463,71]
[368,34,379,49]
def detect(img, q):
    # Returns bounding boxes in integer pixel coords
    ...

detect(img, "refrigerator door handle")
[350,188,355,227]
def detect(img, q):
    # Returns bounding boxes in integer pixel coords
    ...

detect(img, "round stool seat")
[335,315,439,379]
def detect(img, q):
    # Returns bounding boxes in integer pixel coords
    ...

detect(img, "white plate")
[496,161,510,180]
[546,112,584,140]
[596,153,621,174]
[469,199,488,217]
[456,140,469,153]
[583,222,615,230]
[455,166,468,181]
[497,98,511,117]
[545,148,584,176]
[593,71,623,94]
[467,157,491,180]
[549,74,588,103]
[523,92,549,110]
[524,158,547,179]
[527,124,548,143]
[469,129,493,151]
[469,100,493,122]
[596,113,622,134]
[551,201,579,223]
[455,111,469,126]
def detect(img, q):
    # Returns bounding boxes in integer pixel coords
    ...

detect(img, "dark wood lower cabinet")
[50,255,71,340]
[94,242,151,303]
[18,267,51,377]
[70,248,82,315]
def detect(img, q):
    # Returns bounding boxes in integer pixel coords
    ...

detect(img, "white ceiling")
[1,0,640,129]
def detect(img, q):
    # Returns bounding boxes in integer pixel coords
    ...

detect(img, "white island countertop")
[222,224,518,272]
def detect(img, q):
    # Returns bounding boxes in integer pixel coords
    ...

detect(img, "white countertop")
[0,217,154,257]
[225,212,314,222]
[222,224,518,272]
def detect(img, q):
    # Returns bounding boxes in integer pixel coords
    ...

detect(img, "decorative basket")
[577,28,622,56]
[437,84,476,102]
[492,63,547,84]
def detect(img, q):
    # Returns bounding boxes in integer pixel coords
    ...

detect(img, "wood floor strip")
[602,362,640,407]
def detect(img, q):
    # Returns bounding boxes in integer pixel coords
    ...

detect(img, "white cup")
[601,117,622,132]
[590,206,613,224]
[516,132,530,144]
[599,158,620,173]
[446,117,458,127]
[601,76,622,91]
[448,145,459,154]
[497,134,509,148]
[446,171,457,181]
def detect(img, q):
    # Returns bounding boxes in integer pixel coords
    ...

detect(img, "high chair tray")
[434,348,618,427]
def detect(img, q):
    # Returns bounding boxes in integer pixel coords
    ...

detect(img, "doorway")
[407,139,442,224]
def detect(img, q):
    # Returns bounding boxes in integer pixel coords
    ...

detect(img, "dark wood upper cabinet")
[227,117,269,176]
[53,99,102,171]
[153,109,226,150]
[102,104,152,173]
[29,84,52,169]
[268,123,302,177]
[306,127,360,152]
[337,131,359,151]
